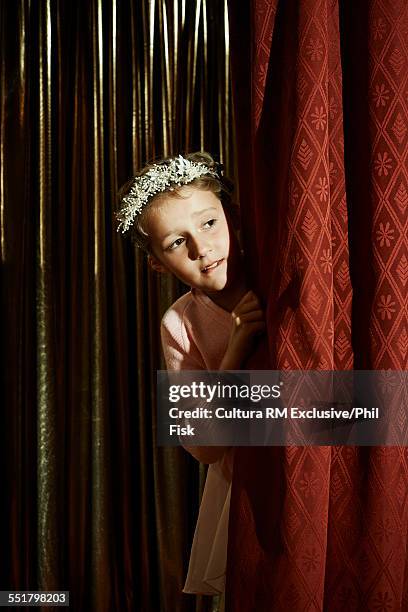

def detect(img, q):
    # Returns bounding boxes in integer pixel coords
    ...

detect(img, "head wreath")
[117,155,220,233]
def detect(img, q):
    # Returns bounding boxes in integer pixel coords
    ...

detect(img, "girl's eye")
[203,218,217,229]
[167,237,185,251]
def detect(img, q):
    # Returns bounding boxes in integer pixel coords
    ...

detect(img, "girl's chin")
[201,282,227,293]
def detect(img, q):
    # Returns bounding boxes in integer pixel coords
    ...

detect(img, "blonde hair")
[117,152,235,252]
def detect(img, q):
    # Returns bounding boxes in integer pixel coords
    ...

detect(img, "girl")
[117,152,265,599]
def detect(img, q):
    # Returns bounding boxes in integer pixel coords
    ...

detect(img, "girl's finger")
[236,290,259,308]
[234,310,264,324]
[235,301,261,315]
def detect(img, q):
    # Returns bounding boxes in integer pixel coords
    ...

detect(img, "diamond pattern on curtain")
[227,0,408,609]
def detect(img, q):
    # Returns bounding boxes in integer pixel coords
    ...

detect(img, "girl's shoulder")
[161,290,231,370]
[160,290,205,368]
[161,290,195,331]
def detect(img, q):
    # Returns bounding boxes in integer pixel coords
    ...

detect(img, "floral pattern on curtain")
[227,0,408,610]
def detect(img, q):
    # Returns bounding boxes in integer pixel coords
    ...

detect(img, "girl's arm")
[184,291,265,464]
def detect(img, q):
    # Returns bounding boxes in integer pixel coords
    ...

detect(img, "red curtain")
[228,0,408,610]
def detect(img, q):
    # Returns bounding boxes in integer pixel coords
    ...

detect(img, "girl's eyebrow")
[191,206,218,218]
[162,207,219,240]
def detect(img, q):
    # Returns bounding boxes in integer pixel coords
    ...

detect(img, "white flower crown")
[116,155,220,233]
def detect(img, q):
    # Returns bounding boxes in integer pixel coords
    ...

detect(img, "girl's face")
[145,187,243,299]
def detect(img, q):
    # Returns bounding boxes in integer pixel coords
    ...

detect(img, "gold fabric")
[1,1,233,610]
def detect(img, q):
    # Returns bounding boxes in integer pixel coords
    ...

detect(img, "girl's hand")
[220,290,265,369]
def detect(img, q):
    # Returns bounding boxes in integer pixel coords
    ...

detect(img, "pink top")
[161,288,232,370]
[160,288,233,595]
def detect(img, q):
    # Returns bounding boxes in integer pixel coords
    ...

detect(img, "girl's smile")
[201,258,225,273]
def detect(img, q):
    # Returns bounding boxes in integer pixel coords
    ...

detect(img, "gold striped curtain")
[0,1,233,610]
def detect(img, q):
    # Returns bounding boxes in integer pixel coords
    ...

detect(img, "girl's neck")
[205,276,248,312]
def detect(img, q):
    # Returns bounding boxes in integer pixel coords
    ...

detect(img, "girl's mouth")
[201,259,224,273]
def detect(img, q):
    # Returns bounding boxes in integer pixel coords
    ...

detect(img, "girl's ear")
[148,254,168,273]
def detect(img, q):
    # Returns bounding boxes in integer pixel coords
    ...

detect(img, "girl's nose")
[189,236,211,260]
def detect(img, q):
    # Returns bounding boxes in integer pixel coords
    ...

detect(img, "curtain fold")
[37,0,60,593]
[228,0,408,610]
[1,2,232,610]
